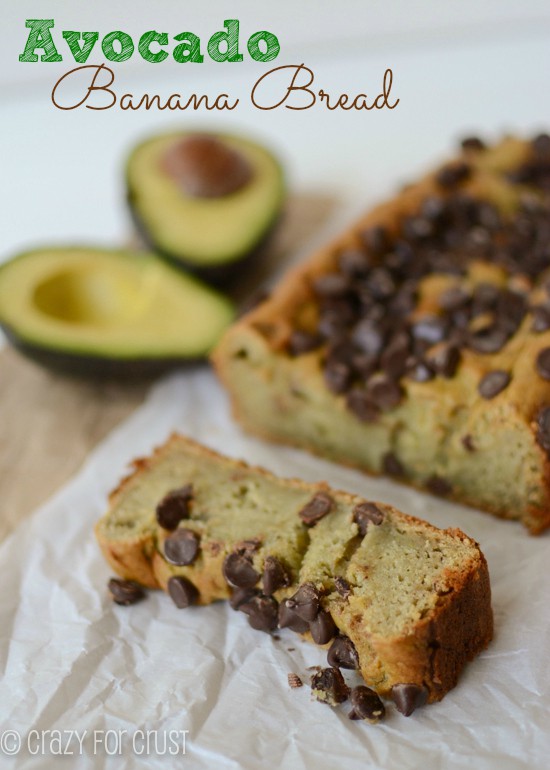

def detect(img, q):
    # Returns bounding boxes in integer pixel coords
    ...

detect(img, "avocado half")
[126,131,285,283]
[0,247,235,377]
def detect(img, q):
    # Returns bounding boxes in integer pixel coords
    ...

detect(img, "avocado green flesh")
[126,133,284,268]
[0,248,235,366]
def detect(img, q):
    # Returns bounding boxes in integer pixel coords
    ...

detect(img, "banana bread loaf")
[213,134,550,533]
[96,434,492,714]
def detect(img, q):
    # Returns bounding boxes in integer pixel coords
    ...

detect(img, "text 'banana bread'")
[95,434,492,713]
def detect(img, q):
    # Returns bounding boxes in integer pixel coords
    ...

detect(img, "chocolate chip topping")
[478,370,511,399]
[353,502,384,535]
[435,161,471,189]
[426,343,460,378]
[108,578,146,606]
[222,551,260,589]
[391,683,428,716]
[327,635,360,669]
[536,347,550,380]
[310,667,350,705]
[229,587,258,611]
[287,134,550,447]
[239,595,279,633]
[462,434,476,452]
[426,475,452,496]
[167,576,198,609]
[163,528,200,566]
[155,485,193,530]
[531,304,550,333]
[365,373,402,411]
[461,136,486,152]
[286,583,321,622]
[350,686,386,722]
[382,452,405,477]
[262,556,291,595]
[278,599,310,633]
[536,406,550,451]
[310,610,337,645]
[298,492,334,526]
[163,135,252,198]
[346,389,380,422]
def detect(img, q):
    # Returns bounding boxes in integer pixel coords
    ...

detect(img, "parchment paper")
[0,367,549,769]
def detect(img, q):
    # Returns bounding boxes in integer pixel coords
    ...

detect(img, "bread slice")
[212,134,550,534]
[96,434,492,712]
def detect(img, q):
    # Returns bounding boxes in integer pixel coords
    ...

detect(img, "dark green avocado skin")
[2,326,204,380]
[127,192,280,287]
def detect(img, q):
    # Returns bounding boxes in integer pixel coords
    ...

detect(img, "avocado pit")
[162,134,253,198]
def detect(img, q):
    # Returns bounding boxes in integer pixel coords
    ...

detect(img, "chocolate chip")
[287,583,321,622]
[406,358,435,382]
[353,502,384,535]
[531,304,550,333]
[163,135,252,198]
[310,610,337,645]
[229,587,258,610]
[239,595,279,633]
[313,273,350,298]
[108,578,146,606]
[436,161,471,189]
[380,332,410,379]
[352,318,386,357]
[536,407,550,451]
[334,577,351,598]
[163,528,200,566]
[310,667,350,706]
[461,136,486,152]
[472,282,499,312]
[262,556,291,595]
[367,267,396,300]
[411,315,448,345]
[346,389,380,422]
[467,324,509,354]
[350,686,385,722]
[426,343,460,378]
[338,249,370,277]
[536,347,550,380]
[167,576,198,608]
[222,551,260,589]
[391,683,428,716]
[402,216,433,241]
[362,225,390,256]
[278,599,310,633]
[462,434,476,452]
[327,636,359,669]
[478,370,511,399]
[155,485,193,530]
[426,475,452,496]
[351,353,378,379]
[288,330,323,356]
[288,673,303,689]
[438,285,470,312]
[382,451,405,477]
[323,360,352,394]
[298,492,333,526]
[365,373,402,411]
